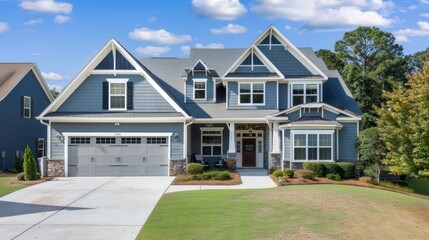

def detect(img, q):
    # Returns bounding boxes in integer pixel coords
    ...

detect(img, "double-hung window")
[201,128,223,156]
[291,83,319,106]
[193,79,207,100]
[107,79,128,110]
[239,83,264,105]
[292,130,333,161]
[23,96,31,118]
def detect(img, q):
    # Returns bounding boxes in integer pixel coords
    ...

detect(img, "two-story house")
[38,26,361,177]
[0,63,53,170]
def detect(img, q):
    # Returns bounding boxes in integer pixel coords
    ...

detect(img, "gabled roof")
[38,39,189,118]
[0,63,53,102]
[271,102,361,119]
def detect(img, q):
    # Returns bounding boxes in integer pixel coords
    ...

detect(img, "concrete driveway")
[0,177,174,240]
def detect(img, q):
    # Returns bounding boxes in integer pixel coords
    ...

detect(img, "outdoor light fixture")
[114,122,120,126]
[206,124,213,127]
[174,133,179,142]
[56,134,64,141]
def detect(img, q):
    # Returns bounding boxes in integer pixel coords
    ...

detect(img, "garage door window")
[70,137,90,144]
[96,138,116,144]
[147,138,167,144]
[121,138,141,144]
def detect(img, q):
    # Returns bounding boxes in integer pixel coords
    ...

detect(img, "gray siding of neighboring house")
[57,74,176,112]
[279,83,288,109]
[185,72,214,103]
[323,109,338,120]
[50,123,184,159]
[258,45,312,77]
[228,81,277,109]
[0,70,51,169]
[189,124,229,166]
[338,122,358,161]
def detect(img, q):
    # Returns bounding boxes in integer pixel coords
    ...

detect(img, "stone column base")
[270,153,281,170]
[47,160,65,177]
[170,158,186,176]
[226,152,237,160]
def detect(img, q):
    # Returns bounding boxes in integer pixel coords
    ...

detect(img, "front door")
[242,138,256,167]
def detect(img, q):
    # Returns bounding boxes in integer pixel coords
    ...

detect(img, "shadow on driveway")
[0,200,91,218]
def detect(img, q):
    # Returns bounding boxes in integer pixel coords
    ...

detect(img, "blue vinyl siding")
[279,83,288,109]
[0,70,51,169]
[258,45,312,77]
[185,72,214,103]
[228,81,277,109]
[301,108,322,117]
[58,74,176,112]
[50,123,184,159]
[235,66,271,73]
[288,110,300,121]
[95,51,135,70]
[190,124,229,166]
[338,122,358,161]
[323,109,338,120]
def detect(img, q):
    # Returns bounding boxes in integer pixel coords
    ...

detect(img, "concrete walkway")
[165,169,277,193]
[0,177,174,240]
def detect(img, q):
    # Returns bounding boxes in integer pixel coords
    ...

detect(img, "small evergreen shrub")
[321,162,341,175]
[283,168,294,178]
[303,162,324,177]
[359,176,373,183]
[187,163,204,175]
[337,162,355,179]
[272,169,283,178]
[296,169,315,179]
[326,173,341,181]
[269,168,276,174]
[23,146,38,181]
[16,172,25,181]
[179,170,231,182]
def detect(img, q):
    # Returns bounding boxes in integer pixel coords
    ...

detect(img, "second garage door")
[68,136,169,176]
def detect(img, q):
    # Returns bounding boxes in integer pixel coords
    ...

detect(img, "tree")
[315,49,345,73]
[334,27,409,129]
[358,127,386,182]
[409,47,429,72]
[376,63,429,176]
[50,87,61,99]
[23,146,38,180]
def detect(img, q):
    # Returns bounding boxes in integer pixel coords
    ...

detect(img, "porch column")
[227,123,236,153]
[272,122,281,153]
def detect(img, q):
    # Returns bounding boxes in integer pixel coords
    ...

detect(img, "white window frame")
[23,96,31,118]
[107,78,128,111]
[258,32,283,48]
[238,82,265,106]
[291,130,334,162]
[193,78,207,100]
[291,83,320,106]
[239,52,264,71]
[200,127,223,157]
[37,138,45,157]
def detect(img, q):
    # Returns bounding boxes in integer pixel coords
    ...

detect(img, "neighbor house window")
[23,96,31,118]
[239,83,264,105]
[293,131,333,161]
[107,79,128,110]
[193,79,207,100]
[201,128,223,156]
[292,84,319,106]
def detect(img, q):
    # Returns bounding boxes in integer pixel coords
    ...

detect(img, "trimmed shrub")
[179,170,231,182]
[187,163,204,175]
[303,162,324,177]
[16,172,25,181]
[272,169,283,178]
[269,168,277,174]
[337,162,355,179]
[283,168,294,178]
[321,162,341,175]
[23,146,38,181]
[359,176,373,183]
[296,169,315,179]
[326,173,341,181]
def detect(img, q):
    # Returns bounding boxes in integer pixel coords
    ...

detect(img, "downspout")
[266,118,272,170]
[39,120,50,158]
[183,118,194,165]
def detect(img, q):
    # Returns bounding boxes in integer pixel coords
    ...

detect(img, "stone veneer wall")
[47,160,65,177]
[270,153,281,170]
[170,158,186,176]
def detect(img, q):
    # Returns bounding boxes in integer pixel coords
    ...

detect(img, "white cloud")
[23,18,43,25]
[421,0,429,4]
[19,0,73,14]
[408,5,417,10]
[129,28,192,45]
[42,71,64,80]
[54,15,71,24]
[195,43,224,48]
[211,23,247,34]
[395,21,429,42]
[421,13,429,17]
[251,0,394,29]
[135,46,171,57]
[0,22,9,33]
[181,45,191,55]
[192,0,247,20]
[284,25,292,30]
[148,16,156,22]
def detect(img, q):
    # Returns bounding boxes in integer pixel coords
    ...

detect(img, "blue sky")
[0,0,428,89]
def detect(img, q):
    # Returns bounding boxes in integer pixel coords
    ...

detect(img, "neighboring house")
[0,63,53,170]
[38,26,361,177]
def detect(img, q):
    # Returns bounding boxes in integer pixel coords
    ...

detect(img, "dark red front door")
[242,138,256,167]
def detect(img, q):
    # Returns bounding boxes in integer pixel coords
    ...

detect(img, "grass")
[0,177,27,197]
[138,185,429,240]
[408,177,429,195]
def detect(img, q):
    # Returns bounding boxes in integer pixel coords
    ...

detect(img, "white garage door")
[68,136,169,176]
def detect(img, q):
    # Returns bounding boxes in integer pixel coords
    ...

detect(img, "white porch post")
[272,122,281,154]
[227,123,236,153]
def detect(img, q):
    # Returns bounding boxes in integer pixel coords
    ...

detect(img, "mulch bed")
[8,177,53,185]
[172,172,242,185]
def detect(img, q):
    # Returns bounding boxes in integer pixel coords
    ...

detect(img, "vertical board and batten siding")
[228,81,277,109]
[258,45,312,77]
[190,124,229,165]
[95,51,136,70]
[50,123,184,159]
[323,109,338,121]
[57,74,176,112]
[0,70,51,169]
[338,122,358,161]
[278,84,288,109]
[185,72,214,103]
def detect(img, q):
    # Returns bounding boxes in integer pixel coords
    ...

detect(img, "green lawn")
[408,177,429,195]
[138,185,429,240]
[0,177,27,197]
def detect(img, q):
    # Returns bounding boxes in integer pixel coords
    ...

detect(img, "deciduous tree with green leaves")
[376,63,429,176]
[358,127,387,182]
[23,146,38,181]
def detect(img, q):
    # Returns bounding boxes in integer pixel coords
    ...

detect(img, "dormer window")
[193,78,207,100]
[292,83,319,106]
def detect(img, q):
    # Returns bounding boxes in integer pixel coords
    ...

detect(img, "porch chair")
[214,155,227,168]
[194,154,210,169]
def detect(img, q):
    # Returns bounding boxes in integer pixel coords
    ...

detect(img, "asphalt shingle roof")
[0,63,34,100]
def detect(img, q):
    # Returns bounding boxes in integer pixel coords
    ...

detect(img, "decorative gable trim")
[38,39,189,118]
[254,26,328,80]
[271,102,360,119]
